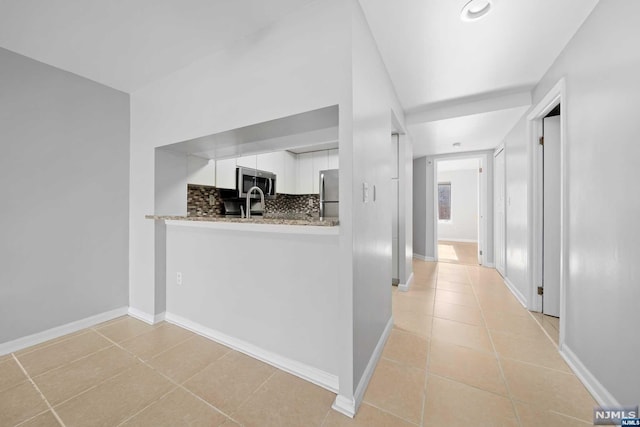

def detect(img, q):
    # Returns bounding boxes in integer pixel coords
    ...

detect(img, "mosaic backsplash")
[265,194,320,217]
[187,185,224,216]
[187,184,319,217]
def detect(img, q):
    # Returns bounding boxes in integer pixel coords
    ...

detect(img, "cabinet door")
[215,158,237,189]
[296,152,314,194]
[257,152,284,193]
[327,149,339,170]
[187,156,216,186]
[312,151,329,193]
[236,155,257,169]
[283,151,297,194]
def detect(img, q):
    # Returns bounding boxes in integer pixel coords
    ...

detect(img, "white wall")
[129,0,357,404]
[0,48,129,343]
[503,117,529,301]
[351,0,407,396]
[165,223,340,382]
[512,0,639,406]
[437,169,478,242]
[412,157,428,258]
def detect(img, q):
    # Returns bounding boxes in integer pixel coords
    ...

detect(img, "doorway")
[435,157,483,266]
[494,147,506,276]
[542,105,561,317]
[528,78,566,345]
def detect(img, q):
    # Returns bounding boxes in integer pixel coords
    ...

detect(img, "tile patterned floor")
[0,260,596,426]
[437,241,479,266]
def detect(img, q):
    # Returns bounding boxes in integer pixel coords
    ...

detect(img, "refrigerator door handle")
[319,172,325,218]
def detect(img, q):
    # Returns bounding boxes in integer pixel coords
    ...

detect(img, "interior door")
[391,134,399,285]
[543,115,561,317]
[494,149,506,276]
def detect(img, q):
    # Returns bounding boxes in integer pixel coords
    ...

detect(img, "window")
[438,182,451,220]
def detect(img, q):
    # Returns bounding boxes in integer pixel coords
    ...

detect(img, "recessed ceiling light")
[460,0,493,22]
[453,142,462,148]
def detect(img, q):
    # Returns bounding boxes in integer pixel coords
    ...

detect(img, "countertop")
[145,215,339,227]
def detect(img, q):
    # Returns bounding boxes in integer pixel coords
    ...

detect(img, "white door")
[391,134,399,284]
[494,149,506,276]
[543,115,561,317]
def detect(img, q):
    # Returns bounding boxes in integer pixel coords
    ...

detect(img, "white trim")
[526,77,567,346]
[438,238,478,243]
[398,272,413,292]
[0,306,128,355]
[165,312,338,393]
[332,316,393,418]
[128,307,165,325]
[413,254,435,262]
[560,344,619,407]
[504,277,527,308]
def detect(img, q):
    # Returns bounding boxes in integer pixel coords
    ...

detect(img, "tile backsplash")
[187,184,319,217]
[187,184,224,216]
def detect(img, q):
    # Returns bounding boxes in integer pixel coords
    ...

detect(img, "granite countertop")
[145,215,339,227]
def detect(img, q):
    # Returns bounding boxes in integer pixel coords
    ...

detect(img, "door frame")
[432,153,489,266]
[493,144,506,277]
[527,78,567,347]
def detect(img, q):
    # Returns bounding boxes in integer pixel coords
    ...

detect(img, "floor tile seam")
[131,349,242,426]
[379,355,427,371]
[318,408,331,427]
[510,397,594,424]
[13,331,91,358]
[431,312,484,328]
[496,355,574,375]
[226,369,279,420]
[527,312,562,350]
[465,268,523,427]
[421,319,434,427]
[136,333,200,362]
[26,343,120,382]
[11,354,67,427]
[12,409,51,427]
[114,384,180,427]
[359,399,422,426]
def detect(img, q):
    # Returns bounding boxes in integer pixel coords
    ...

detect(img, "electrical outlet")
[176,272,182,286]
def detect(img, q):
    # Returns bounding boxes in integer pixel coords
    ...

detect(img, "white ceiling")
[359,0,600,156]
[0,0,600,156]
[0,0,315,93]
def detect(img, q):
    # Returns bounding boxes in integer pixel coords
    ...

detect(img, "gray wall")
[0,48,130,343]
[412,157,428,257]
[501,0,640,405]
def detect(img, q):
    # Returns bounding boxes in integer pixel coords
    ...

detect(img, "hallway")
[437,240,479,266]
[364,260,596,426]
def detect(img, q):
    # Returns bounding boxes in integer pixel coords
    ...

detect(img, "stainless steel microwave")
[236,167,277,199]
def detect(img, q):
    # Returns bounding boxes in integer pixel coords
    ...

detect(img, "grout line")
[13,330,91,358]
[357,400,421,426]
[13,409,51,427]
[465,266,523,427]
[420,262,437,426]
[12,354,67,427]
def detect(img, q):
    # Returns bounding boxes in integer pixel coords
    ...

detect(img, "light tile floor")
[0,260,596,426]
[437,241,479,266]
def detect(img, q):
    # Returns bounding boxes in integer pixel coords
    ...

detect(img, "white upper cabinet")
[282,151,297,194]
[311,151,329,193]
[257,152,284,193]
[327,149,339,170]
[236,155,257,169]
[296,152,314,194]
[215,158,237,189]
[187,155,216,186]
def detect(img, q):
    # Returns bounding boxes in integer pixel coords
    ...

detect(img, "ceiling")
[0,0,315,93]
[0,0,600,156]
[359,0,600,156]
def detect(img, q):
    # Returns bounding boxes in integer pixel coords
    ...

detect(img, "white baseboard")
[438,238,478,243]
[332,316,393,418]
[560,344,619,407]
[398,272,413,292]
[504,277,527,308]
[165,312,338,394]
[128,307,165,325]
[0,306,128,355]
[413,254,435,262]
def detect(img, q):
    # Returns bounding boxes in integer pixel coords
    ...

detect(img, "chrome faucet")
[245,186,265,219]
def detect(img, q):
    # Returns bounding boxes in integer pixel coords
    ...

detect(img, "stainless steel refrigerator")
[319,169,339,219]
